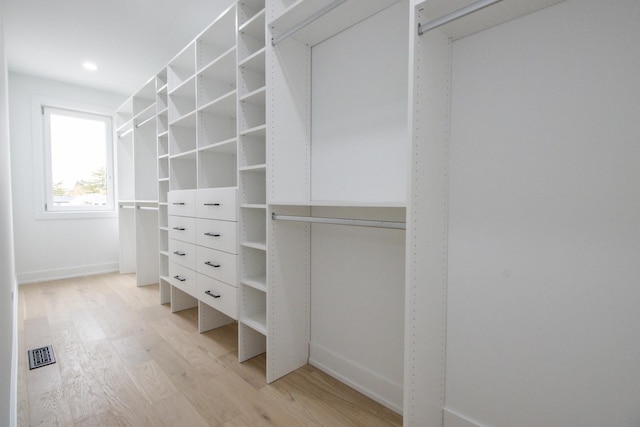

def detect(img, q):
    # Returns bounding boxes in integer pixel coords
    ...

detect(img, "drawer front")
[196,246,237,286]
[196,218,237,253]
[197,273,237,319]
[169,239,197,271]
[169,262,196,297]
[169,216,196,243]
[195,188,237,220]
[168,190,196,217]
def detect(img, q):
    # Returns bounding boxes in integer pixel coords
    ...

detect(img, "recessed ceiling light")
[82,62,98,71]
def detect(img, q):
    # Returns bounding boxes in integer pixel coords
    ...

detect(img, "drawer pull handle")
[173,251,186,256]
[204,232,221,237]
[205,290,221,299]
[172,202,186,205]
[173,227,186,231]
[174,275,186,282]
[204,203,221,206]
[205,261,221,268]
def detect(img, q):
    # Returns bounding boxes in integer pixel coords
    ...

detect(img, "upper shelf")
[269,0,400,46]
[415,0,565,40]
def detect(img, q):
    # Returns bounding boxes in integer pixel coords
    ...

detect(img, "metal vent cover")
[27,345,56,370]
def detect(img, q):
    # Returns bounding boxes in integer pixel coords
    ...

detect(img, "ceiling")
[1,0,235,96]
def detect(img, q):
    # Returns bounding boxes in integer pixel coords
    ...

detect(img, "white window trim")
[32,95,117,220]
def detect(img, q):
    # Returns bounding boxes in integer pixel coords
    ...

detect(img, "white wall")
[445,0,640,426]
[0,3,18,425]
[8,73,125,283]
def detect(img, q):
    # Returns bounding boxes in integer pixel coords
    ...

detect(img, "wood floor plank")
[18,273,403,427]
[126,359,178,404]
[151,393,210,427]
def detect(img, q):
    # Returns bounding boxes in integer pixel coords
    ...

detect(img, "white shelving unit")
[265,1,408,416]
[116,77,160,286]
[237,0,268,363]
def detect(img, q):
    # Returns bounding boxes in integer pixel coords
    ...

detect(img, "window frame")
[32,96,117,220]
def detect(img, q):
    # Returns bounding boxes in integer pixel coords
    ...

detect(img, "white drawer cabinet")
[167,188,239,329]
[196,246,237,286]
[197,273,237,319]
[195,188,237,220]
[168,190,196,217]
[195,218,237,254]
[169,262,197,297]
[169,239,197,271]
[169,216,196,243]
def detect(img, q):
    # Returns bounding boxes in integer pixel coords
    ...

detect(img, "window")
[42,106,114,212]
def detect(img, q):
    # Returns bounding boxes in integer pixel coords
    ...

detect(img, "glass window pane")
[49,113,109,208]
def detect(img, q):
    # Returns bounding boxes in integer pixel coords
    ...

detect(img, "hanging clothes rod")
[136,115,155,129]
[271,0,347,46]
[418,0,503,36]
[272,212,405,230]
[119,204,135,209]
[118,128,133,139]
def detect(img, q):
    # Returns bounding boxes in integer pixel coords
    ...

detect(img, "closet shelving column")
[116,78,160,286]
[133,78,159,286]
[157,67,171,304]
[196,4,238,189]
[116,97,135,275]
[237,0,267,363]
[266,2,407,416]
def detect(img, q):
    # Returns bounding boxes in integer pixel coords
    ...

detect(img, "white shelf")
[240,164,266,173]
[241,276,267,293]
[241,241,267,251]
[241,312,267,336]
[239,8,265,35]
[270,200,406,208]
[270,0,398,46]
[169,149,197,161]
[198,90,237,118]
[241,204,267,209]
[239,124,266,138]
[239,48,266,74]
[199,138,238,155]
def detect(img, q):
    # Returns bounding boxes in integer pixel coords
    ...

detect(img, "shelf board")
[198,45,236,76]
[241,276,267,293]
[239,87,266,105]
[170,149,197,160]
[241,241,267,251]
[169,109,197,127]
[240,164,266,173]
[133,102,157,123]
[199,138,238,155]
[168,73,196,97]
[157,83,168,94]
[157,107,168,116]
[239,48,266,74]
[158,177,169,182]
[198,90,237,118]
[270,0,398,46]
[158,130,169,138]
[158,153,169,160]
[241,312,267,336]
[239,8,265,38]
[239,124,266,138]
[241,204,267,209]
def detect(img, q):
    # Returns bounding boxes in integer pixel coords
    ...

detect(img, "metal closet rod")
[271,0,347,46]
[418,0,503,36]
[272,212,406,230]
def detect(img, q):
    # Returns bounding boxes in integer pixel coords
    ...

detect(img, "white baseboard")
[444,408,483,427]
[17,262,119,284]
[308,342,403,414]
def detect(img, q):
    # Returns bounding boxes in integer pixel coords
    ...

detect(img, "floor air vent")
[28,345,56,370]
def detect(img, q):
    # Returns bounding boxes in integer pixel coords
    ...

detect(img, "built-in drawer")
[169,239,196,271]
[169,262,196,298]
[195,218,237,254]
[197,273,238,319]
[168,216,196,243]
[195,188,237,221]
[196,246,237,286]
[168,190,196,217]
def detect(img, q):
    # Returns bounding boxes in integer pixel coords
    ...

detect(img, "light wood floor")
[17,273,402,426]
